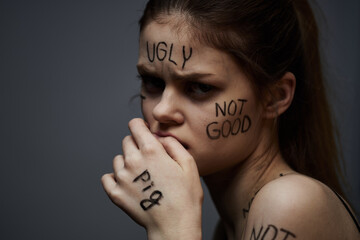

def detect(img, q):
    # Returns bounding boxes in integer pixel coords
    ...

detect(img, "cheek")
[203,99,254,140]
[193,100,261,175]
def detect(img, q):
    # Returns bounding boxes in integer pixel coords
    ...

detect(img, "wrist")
[147,226,202,240]
[147,213,202,240]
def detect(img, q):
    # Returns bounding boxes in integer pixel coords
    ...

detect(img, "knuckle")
[128,118,142,129]
[185,156,194,163]
[124,157,141,169]
[181,154,194,164]
[108,187,121,200]
[122,153,141,168]
[115,169,128,181]
[141,142,157,155]
[128,119,135,128]
[113,155,125,168]
[122,135,132,145]
[113,154,123,162]
[101,173,110,184]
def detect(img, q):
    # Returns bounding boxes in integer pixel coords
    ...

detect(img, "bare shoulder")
[243,174,360,240]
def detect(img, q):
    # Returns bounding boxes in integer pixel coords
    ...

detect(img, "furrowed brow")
[171,72,214,82]
[136,63,214,81]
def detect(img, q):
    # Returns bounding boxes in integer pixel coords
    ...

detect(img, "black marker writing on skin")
[142,181,154,192]
[146,41,192,69]
[206,117,251,139]
[182,45,192,69]
[250,224,296,240]
[146,42,155,62]
[140,190,163,211]
[280,229,296,240]
[133,170,164,211]
[133,170,151,183]
[156,42,167,61]
[168,43,177,66]
[216,99,247,117]
[243,189,260,219]
[206,99,251,140]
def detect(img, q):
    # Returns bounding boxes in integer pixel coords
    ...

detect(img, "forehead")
[140,18,192,45]
[137,20,233,74]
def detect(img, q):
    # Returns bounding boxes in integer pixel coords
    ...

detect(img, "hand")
[101,118,203,240]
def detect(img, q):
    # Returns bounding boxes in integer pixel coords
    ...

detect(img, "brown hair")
[139,0,345,197]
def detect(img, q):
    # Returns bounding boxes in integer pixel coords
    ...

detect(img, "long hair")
[139,0,345,197]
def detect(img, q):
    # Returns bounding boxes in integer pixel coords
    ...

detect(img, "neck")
[203,135,292,238]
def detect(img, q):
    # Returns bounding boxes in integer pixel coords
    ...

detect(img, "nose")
[152,87,184,125]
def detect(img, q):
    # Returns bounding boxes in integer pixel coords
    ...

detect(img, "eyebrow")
[137,64,214,81]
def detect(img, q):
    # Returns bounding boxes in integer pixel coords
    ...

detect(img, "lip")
[154,131,189,149]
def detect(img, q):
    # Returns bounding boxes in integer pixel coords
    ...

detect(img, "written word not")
[216,99,248,117]
[251,224,296,240]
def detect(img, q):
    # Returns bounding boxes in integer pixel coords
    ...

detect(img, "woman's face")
[137,20,264,176]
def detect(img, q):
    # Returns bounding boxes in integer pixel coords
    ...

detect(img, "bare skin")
[102,16,360,240]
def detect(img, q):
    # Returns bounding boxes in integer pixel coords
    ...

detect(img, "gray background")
[0,0,359,239]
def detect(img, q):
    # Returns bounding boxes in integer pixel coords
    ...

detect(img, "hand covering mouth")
[154,132,189,149]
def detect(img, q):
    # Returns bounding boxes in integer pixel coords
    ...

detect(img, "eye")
[139,74,165,95]
[186,82,214,96]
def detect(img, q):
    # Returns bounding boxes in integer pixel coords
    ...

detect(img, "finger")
[101,173,117,196]
[158,136,197,170]
[122,135,139,158]
[128,118,159,149]
[113,155,125,173]
[101,173,128,208]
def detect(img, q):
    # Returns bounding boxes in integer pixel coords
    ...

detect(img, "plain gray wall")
[0,1,358,239]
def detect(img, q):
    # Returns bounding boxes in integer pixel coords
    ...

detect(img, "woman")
[102,0,360,239]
